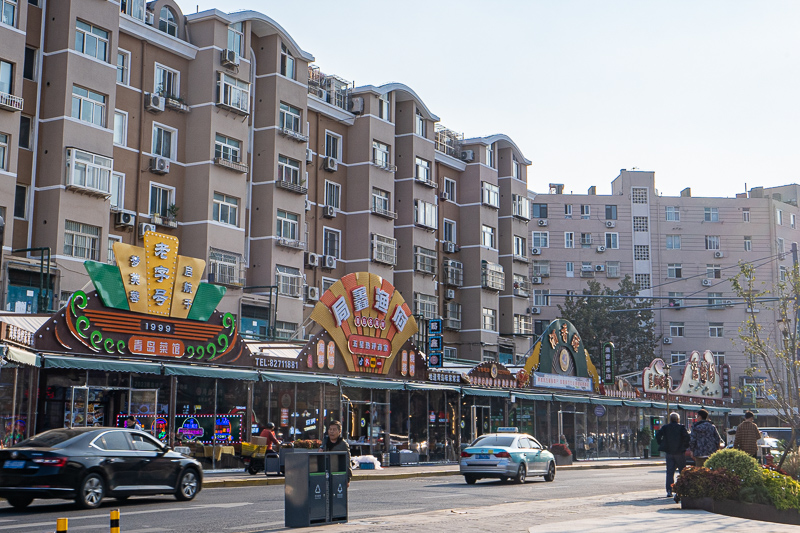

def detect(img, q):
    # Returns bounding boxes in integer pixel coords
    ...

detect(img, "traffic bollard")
[56,517,68,533]
[110,509,120,533]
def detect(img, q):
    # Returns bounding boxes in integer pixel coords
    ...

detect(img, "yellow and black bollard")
[110,509,120,533]
[56,517,68,533]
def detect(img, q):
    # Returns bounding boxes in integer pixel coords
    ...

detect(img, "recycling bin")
[285,451,348,528]
[329,452,349,521]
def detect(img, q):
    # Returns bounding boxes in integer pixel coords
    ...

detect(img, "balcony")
[443,261,464,287]
[513,254,529,263]
[444,318,462,330]
[371,158,397,173]
[416,176,438,188]
[214,157,249,173]
[151,213,178,228]
[276,178,308,195]
[371,205,397,219]
[0,92,23,112]
[434,125,463,158]
[276,237,307,251]
[165,97,190,113]
[307,65,353,112]
[513,280,530,298]
[278,127,309,143]
[481,262,505,291]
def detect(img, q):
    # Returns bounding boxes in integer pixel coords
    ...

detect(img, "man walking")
[689,409,722,468]
[733,411,760,458]
[656,412,690,497]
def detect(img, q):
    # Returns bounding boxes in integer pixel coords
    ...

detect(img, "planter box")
[554,455,573,466]
[681,498,800,526]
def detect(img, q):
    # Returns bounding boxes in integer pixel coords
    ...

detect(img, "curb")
[202,461,664,489]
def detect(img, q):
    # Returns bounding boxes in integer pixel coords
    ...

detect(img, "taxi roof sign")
[496,427,519,433]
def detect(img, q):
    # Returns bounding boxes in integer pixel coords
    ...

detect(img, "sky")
[177,0,800,199]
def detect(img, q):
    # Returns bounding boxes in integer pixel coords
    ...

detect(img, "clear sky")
[178,0,800,199]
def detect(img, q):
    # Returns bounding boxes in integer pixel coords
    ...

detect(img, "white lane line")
[190,502,253,509]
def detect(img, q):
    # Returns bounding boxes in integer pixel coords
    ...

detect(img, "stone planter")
[681,498,800,526]
[554,454,573,466]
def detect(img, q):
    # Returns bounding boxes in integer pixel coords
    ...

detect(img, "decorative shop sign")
[531,371,593,392]
[522,319,601,392]
[428,370,463,384]
[1,322,34,348]
[468,361,519,388]
[115,413,242,444]
[602,342,614,384]
[594,405,607,417]
[642,350,724,400]
[721,364,732,397]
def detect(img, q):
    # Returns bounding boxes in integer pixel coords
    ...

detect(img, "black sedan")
[0,427,202,510]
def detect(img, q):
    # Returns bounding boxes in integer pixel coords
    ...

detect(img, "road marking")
[190,502,253,509]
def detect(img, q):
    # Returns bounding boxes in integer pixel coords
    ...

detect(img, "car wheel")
[175,469,199,501]
[464,474,477,485]
[6,495,33,510]
[544,462,556,482]
[77,473,105,509]
[514,463,527,484]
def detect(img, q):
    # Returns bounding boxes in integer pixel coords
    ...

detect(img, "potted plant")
[550,443,573,466]
[637,427,653,458]
[166,203,179,222]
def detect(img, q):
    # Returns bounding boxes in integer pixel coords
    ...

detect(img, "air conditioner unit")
[348,96,364,115]
[531,247,542,255]
[114,211,135,229]
[445,289,455,300]
[144,93,165,113]
[606,220,616,228]
[150,157,170,174]
[537,219,548,227]
[460,149,474,162]
[714,251,725,258]
[139,223,156,237]
[304,199,311,211]
[306,148,313,163]
[322,205,336,218]
[530,307,541,315]
[440,191,450,201]
[596,245,606,253]
[663,337,673,345]
[145,11,155,25]
[221,49,240,68]
[724,300,734,307]
[306,252,320,267]
[595,264,606,272]
[306,286,320,302]
[442,242,456,254]
[701,279,713,287]
[323,255,337,269]
[323,156,338,172]
[531,277,543,284]
[581,264,594,272]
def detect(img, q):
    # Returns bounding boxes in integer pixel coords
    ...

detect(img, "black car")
[0,427,202,510]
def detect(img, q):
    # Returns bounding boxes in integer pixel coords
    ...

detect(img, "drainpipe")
[26,0,47,252]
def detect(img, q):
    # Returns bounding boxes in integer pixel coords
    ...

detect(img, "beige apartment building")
[0,1,534,363]
[529,169,799,402]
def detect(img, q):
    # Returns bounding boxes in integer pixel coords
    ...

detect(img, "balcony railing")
[214,157,249,173]
[482,266,505,291]
[444,318,462,330]
[276,237,306,251]
[443,263,464,286]
[278,127,309,143]
[308,65,353,111]
[371,205,397,219]
[151,213,178,228]
[434,125,462,158]
[416,176,438,188]
[371,158,397,172]
[276,178,308,195]
[0,92,24,112]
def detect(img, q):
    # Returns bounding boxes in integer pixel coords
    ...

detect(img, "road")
[0,466,664,532]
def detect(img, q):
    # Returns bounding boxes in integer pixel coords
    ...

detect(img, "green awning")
[702,405,732,413]
[5,346,40,367]
[163,364,258,381]
[677,403,702,411]
[405,382,461,392]
[650,402,669,410]
[340,377,406,390]
[553,395,591,404]
[512,392,553,401]
[462,387,510,398]
[623,400,653,408]
[42,355,162,374]
[590,397,624,406]
[261,371,339,385]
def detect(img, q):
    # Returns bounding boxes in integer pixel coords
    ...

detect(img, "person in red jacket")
[259,422,281,451]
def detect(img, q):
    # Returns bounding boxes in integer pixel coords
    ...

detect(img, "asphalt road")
[0,466,663,532]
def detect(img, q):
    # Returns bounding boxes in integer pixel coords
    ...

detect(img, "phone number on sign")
[255,358,299,369]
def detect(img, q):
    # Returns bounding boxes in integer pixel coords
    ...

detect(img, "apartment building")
[0,1,533,363]
[528,169,799,402]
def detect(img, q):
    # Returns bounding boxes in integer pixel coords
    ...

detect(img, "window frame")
[113,110,127,146]
[109,171,124,210]
[71,85,106,127]
[324,180,341,210]
[214,133,241,163]
[605,232,619,249]
[63,219,101,261]
[324,131,342,161]
[665,206,680,221]
[148,182,174,218]
[158,6,177,37]
[151,122,177,160]
[13,183,26,219]
[116,49,130,85]
[481,224,496,249]
[323,227,341,259]
[75,19,109,62]
[212,192,239,226]
[276,209,298,240]
[605,205,617,220]
[414,199,437,229]
[280,42,295,79]
[154,62,180,98]
[564,232,574,249]
[444,178,456,202]
[481,181,499,208]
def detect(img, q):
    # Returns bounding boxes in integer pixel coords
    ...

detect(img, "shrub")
[637,427,653,447]
[739,484,771,505]
[673,466,741,501]
[779,449,800,481]
[550,443,572,456]
[705,448,762,486]
[763,469,800,511]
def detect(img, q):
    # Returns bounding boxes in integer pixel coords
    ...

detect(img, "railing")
[0,92,24,111]
[371,205,398,219]
[371,158,397,172]
[443,264,463,286]
[275,179,308,194]
[151,213,177,228]
[214,157,249,173]
[444,318,462,330]
[276,237,306,250]
[278,127,309,143]
[434,125,462,158]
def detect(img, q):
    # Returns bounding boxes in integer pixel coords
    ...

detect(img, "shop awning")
[41,355,162,374]
[260,371,339,385]
[623,400,653,408]
[163,364,258,381]
[590,397,624,406]
[512,392,553,402]
[340,377,406,390]
[462,387,510,398]
[702,405,732,413]
[677,403,702,411]
[5,346,40,367]
[405,382,461,393]
[553,395,591,404]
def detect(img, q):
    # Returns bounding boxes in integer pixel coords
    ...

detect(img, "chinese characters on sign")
[602,342,614,384]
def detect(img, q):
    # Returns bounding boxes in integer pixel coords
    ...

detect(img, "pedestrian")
[126,415,142,430]
[320,420,352,487]
[688,409,722,468]
[733,411,760,458]
[259,422,282,451]
[655,412,690,497]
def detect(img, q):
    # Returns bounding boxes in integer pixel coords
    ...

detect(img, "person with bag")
[656,412,690,497]
[689,409,722,467]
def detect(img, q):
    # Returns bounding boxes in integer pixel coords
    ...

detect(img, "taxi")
[459,427,556,484]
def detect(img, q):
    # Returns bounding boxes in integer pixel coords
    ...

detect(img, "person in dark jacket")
[689,409,722,467]
[656,412,690,497]
[320,420,352,485]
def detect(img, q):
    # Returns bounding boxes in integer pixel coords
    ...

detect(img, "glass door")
[67,386,89,428]
[126,389,159,436]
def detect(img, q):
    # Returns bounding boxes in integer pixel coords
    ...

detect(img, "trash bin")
[285,451,348,528]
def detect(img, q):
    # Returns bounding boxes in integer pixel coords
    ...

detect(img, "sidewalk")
[202,457,665,488]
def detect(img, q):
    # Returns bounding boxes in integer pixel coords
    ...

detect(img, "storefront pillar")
[168,375,177,448]
[456,391,462,452]
[10,366,17,444]
[245,380,254,442]
[504,398,509,427]
[28,366,39,438]
[426,391,430,462]
[384,389,391,458]
[546,401,552,447]
[212,379,218,470]
[614,406,620,458]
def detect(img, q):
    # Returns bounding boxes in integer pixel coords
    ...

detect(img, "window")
[414,200,437,229]
[533,259,551,277]
[372,234,397,266]
[514,314,532,336]
[1,0,15,26]
[742,208,750,222]
[606,261,620,278]
[633,216,649,232]
[792,214,797,229]
[152,124,176,159]
[706,264,721,279]
[215,134,241,163]
[481,225,496,248]
[154,64,179,97]
[532,232,549,248]
[280,43,295,79]
[414,246,436,274]
[0,60,11,97]
[279,102,301,133]
[707,292,723,309]
[713,352,726,366]
[778,237,785,255]
[109,172,124,210]
[512,158,521,180]
[228,22,244,56]
[217,73,250,114]
[533,289,550,306]
[513,273,530,296]
[444,178,456,202]
[671,353,687,369]
[705,235,720,250]
[13,184,26,218]
[564,232,574,248]
[378,94,390,121]
[744,236,752,252]
[113,111,127,146]
[482,182,499,207]
[107,235,121,265]
[443,219,456,243]
[702,207,718,222]
[158,7,177,36]
[605,232,619,249]
[482,261,504,290]
[277,155,301,185]
[415,293,438,321]
[321,278,336,293]
[276,265,302,297]
[415,110,425,137]
[64,220,100,260]
[532,203,548,218]
[149,184,172,217]
[631,187,648,204]
[605,205,617,220]
[666,234,681,250]
[372,188,392,217]
[776,209,783,225]
[580,205,590,219]
[564,204,572,218]
[415,157,431,183]
[513,235,526,258]
[75,20,109,62]
[566,262,574,277]
[485,143,494,168]
[276,209,298,239]
[445,303,461,330]
[323,228,341,258]
[668,292,683,308]
[667,263,682,279]
[71,85,106,126]
[482,307,497,331]
[779,265,787,282]
[372,141,389,167]
[23,46,35,81]
[665,206,680,221]
[212,193,238,226]
[580,233,592,247]
[634,273,651,290]
[0,132,7,169]
[670,322,685,337]
[67,149,112,194]
[634,245,650,260]
[120,0,145,21]
[274,321,297,340]
[325,132,341,161]
[709,323,724,338]
[324,181,340,210]
[512,194,531,220]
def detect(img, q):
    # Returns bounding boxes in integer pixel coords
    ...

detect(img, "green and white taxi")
[459,427,556,484]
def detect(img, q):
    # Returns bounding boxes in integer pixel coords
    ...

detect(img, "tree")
[731,261,800,468]
[557,276,659,374]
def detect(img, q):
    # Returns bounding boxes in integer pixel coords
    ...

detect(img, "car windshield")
[471,436,515,447]
[15,429,84,448]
